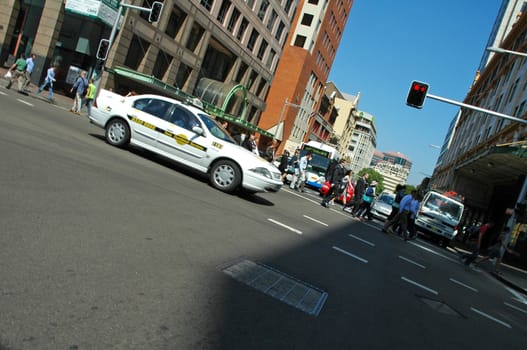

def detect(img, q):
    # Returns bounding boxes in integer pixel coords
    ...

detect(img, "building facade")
[431,10,527,264]
[346,110,376,174]
[1,0,297,133]
[257,0,354,154]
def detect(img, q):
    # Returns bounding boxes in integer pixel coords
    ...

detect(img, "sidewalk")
[2,66,527,296]
[0,66,75,112]
[451,243,527,296]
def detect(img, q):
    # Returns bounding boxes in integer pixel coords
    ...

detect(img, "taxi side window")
[135,98,171,120]
[170,105,200,131]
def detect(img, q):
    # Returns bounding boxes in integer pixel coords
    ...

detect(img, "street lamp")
[486,46,527,58]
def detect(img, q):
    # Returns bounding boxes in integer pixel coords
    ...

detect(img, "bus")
[301,141,341,189]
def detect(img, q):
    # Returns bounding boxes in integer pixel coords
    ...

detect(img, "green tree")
[356,168,384,195]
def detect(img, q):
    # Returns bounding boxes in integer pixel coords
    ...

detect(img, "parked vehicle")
[414,190,464,247]
[89,90,283,194]
[370,191,395,221]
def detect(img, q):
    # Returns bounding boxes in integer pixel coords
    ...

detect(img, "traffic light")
[406,81,429,109]
[149,1,163,22]
[96,39,110,60]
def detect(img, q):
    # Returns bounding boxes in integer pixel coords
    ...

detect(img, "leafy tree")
[356,168,384,195]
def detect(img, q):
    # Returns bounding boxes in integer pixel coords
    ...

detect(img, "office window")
[235,61,248,83]
[266,48,276,68]
[245,0,255,9]
[308,0,319,4]
[301,13,314,26]
[285,0,294,14]
[257,39,267,60]
[247,28,259,51]
[200,0,214,11]
[124,35,149,69]
[257,0,269,21]
[227,8,240,32]
[237,18,249,40]
[217,0,231,23]
[186,22,205,51]
[294,35,306,48]
[152,50,172,80]
[267,10,277,31]
[175,63,191,89]
[165,6,186,39]
[275,21,285,41]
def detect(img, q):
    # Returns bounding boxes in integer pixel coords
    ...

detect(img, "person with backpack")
[70,71,88,115]
[321,158,347,207]
[354,181,377,220]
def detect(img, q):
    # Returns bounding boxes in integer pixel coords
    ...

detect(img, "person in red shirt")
[463,221,494,266]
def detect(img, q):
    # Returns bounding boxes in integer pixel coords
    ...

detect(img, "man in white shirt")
[296,152,312,192]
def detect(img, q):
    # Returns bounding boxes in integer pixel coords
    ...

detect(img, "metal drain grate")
[223,259,328,317]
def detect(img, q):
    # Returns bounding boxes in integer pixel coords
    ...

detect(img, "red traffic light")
[406,81,429,109]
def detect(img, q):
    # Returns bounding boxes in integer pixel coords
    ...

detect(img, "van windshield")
[423,193,463,221]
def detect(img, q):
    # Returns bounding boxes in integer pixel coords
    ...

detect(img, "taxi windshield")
[197,113,236,143]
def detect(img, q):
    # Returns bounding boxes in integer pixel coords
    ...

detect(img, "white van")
[414,191,464,247]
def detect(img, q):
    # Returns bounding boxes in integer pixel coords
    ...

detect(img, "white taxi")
[89,90,283,193]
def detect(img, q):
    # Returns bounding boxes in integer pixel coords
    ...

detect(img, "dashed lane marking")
[303,215,329,226]
[504,301,527,314]
[332,246,368,263]
[348,234,375,247]
[267,218,302,235]
[470,307,512,328]
[17,98,33,106]
[398,255,426,269]
[401,276,438,295]
[449,278,478,292]
[409,241,459,264]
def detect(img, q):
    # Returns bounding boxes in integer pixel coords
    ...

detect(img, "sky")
[328,0,503,186]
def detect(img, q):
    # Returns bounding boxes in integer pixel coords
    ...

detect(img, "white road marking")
[504,302,527,314]
[409,241,459,263]
[0,91,7,95]
[449,278,478,292]
[332,246,368,263]
[401,276,438,295]
[267,218,302,235]
[348,234,375,247]
[470,307,512,328]
[398,255,426,269]
[303,215,329,226]
[17,98,33,106]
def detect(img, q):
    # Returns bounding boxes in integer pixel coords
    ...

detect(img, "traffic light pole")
[426,93,527,125]
[94,1,162,96]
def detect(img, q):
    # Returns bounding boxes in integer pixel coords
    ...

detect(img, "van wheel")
[210,160,241,192]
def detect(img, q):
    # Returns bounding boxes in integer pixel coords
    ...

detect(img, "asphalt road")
[1,89,526,349]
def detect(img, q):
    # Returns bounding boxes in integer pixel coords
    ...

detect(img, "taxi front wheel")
[105,118,130,148]
[210,160,241,192]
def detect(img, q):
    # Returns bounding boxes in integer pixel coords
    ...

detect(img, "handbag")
[4,70,12,78]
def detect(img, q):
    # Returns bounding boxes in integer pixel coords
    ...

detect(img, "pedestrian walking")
[383,190,419,240]
[321,158,347,207]
[23,53,36,90]
[296,151,312,192]
[472,226,520,272]
[341,170,355,212]
[351,173,369,215]
[70,71,88,115]
[354,181,377,220]
[264,139,279,162]
[278,150,290,181]
[461,221,495,266]
[6,54,27,92]
[36,65,56,101]
[387,184,406,221]
[289,149,301,190]
[84,78,97,117]
[242,132,259,155]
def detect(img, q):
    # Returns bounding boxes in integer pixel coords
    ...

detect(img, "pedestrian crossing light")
[96,39,110,60]
[406,81,429,109]
[149,2,163,22]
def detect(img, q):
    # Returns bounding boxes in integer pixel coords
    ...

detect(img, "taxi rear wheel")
[105,118,130,148]
[210,160,241,192]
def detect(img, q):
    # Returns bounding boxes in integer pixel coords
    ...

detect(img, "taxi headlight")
[249,167,272,179]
